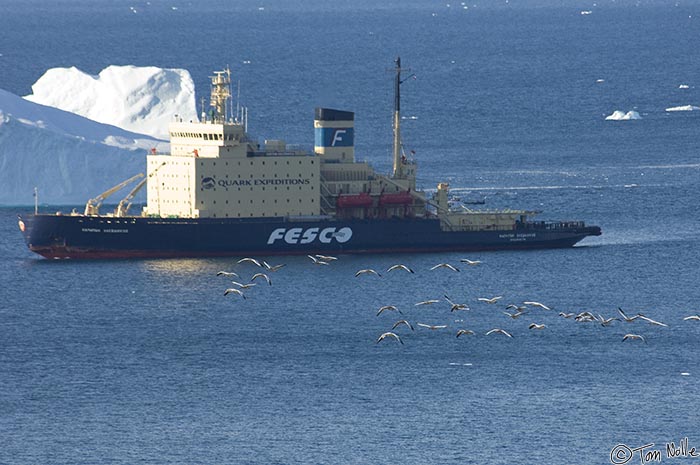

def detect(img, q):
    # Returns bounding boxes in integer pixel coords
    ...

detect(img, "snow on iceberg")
[605,110,642,121]
[24,65,198,140]
[0,88,166,206]
[665,105,700,112]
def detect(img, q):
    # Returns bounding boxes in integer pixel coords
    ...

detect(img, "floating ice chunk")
[666,105,700,112]
[581,10,593,15]
[596,79,605,83]
[679,84,690,89]
[605,110,641,120]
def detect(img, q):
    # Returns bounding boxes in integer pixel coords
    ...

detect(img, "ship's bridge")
[168,120,255,158]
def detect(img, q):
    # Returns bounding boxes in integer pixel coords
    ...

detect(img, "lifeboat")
[379,191,413,205]
[336,192,373,208]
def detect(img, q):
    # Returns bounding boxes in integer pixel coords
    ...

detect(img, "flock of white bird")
[218,255,699,346]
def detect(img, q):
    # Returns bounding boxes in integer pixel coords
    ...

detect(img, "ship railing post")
[34,187,38,214]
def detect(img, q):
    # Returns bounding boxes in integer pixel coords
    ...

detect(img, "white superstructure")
[137,62,536,232]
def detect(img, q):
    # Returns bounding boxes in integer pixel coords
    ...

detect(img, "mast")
[392,57,403,179]
[210,68,232,123]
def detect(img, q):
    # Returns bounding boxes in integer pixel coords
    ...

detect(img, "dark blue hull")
[18,214,601,259]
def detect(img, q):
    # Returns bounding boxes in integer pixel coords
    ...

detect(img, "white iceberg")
[605,110,642,121]
[24,65,198,140]
[0,83,167,205]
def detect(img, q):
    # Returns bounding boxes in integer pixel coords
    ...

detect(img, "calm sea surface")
[1,1,700,464]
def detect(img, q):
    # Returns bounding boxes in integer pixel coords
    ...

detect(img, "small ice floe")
[581,10,593,15]
[258,6,265,10]
[679,84,690,89]
[681,372,690,376]
[666,105,700,112]
[171,6,178,10]
[605,110,641,121]
[596,78,605,83]
[624,184,638,188]
[242,60,251,64]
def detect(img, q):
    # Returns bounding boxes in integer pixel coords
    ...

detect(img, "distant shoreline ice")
[665,105,700,112]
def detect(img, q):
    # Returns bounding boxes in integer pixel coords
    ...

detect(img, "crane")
[114,162,166,217]
[84,173,144,216]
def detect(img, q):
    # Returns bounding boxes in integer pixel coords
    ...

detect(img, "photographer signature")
[611,438,699,464]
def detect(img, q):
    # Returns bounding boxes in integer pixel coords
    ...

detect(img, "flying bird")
[230,281,257,289]
[417,323,448,330]
[524,301,551,310]
[637,315,668,327]
[251,272,272,286]
[376,332,403,345]
[528,323,546,330]
[237,257,262,267]
[307,255,329,266]
[486,328,513,338]
[622,333,646,343]
[598,315,619,327]
[392,320,415,331]
[387,264,415,273]
[445,295,469,312]
[355,269,382,277]
[683,315,700,321]
[456,329,475,337]
[558,312,575,319]
[503,310,527,319]
[223,288,246,299]
[430,263,460,272]
[506,304,527,312]
[459,258,482,266]
[377,305,402,316]
[262,262,286,272]
[415,299,441,306]
[618,307,642,323]
[478,296,503,304]
[575,313,597,323]
[315,254,338,261]
[216,271,239,277]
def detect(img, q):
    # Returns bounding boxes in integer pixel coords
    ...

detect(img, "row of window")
[171,132,235,141]
[201,160,314,166]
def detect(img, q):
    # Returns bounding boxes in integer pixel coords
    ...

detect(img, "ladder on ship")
[318,173,336,216]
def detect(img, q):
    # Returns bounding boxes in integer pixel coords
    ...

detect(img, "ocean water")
[2,1,700,464]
